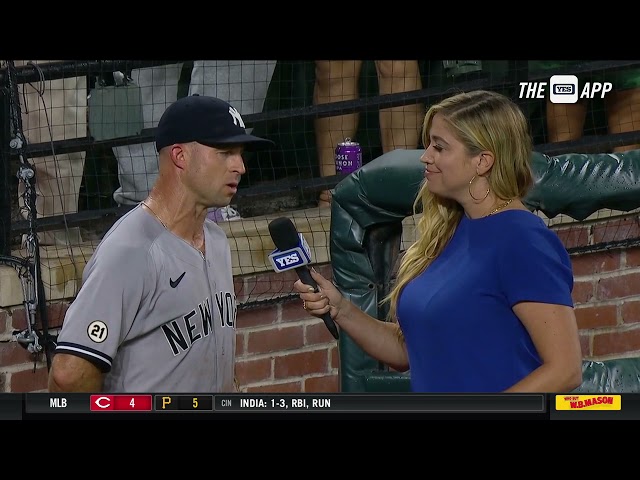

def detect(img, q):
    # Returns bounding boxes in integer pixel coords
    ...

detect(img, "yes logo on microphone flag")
[268,233,312,273]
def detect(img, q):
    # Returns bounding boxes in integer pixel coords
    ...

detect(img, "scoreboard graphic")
[0,393,636,420]
[31,393,545,413]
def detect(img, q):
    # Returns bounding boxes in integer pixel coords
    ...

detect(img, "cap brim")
[199,134,275,150]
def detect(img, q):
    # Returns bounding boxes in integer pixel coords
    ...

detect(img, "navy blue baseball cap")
[155,94,275,152]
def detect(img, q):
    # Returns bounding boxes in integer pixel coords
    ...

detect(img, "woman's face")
[420,113,478,202]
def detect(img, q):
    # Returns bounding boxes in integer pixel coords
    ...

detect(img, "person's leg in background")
[545,99,587,143]
[17,60,86,246]
[544,65,640,152]
[112,63,183,206]
[528,60,587,145]
[188,60,277,221]
[605,86,640,152]
[374,60,424,153]
[313,60,363,208]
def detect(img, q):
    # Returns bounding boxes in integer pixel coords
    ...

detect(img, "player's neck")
[142,189,207,256]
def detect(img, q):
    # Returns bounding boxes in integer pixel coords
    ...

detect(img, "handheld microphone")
[268,217,339,340]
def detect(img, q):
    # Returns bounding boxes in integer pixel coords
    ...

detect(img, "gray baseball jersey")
[54,205,237,392]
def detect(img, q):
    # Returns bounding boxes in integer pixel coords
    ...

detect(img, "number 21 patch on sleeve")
[87,320,109,343]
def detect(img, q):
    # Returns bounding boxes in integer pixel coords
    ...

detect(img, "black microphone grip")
[296,266,339,340]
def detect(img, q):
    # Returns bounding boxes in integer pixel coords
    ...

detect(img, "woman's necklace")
[485,198,513,217]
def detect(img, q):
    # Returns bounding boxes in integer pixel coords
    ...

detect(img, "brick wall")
[559,221,640,358]
[1,225,639,393]
[233,264,339,393]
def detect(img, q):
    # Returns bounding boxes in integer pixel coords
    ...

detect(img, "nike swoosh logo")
[170,272,186,288]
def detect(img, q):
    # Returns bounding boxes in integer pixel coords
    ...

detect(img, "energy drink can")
[335,138,362,175]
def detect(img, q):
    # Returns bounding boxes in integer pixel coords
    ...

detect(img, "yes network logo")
[519,75,612,104]
[549,75,579,104]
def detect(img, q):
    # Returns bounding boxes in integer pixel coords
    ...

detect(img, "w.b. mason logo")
[228,106,245,128]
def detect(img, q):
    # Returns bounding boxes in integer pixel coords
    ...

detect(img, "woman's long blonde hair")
[385,90,534,323]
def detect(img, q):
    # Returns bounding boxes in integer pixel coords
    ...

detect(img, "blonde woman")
[294,90,583,393]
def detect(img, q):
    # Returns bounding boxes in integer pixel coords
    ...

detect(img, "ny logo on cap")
[228,106,246,129]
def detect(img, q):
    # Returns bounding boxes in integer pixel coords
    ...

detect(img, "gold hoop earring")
[468,175,490,202]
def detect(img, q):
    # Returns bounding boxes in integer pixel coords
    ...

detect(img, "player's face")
[190,143,246,208]
[420,113,477,201]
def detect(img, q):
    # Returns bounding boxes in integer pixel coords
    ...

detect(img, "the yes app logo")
[549,75,579,104]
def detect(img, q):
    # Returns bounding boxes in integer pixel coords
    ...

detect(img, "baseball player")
[47,95,274,393]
